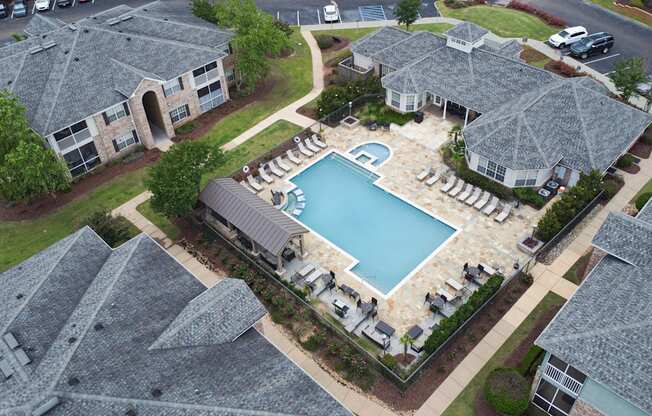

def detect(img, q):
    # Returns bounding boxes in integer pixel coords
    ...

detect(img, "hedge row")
[452,156,513,200]
[513,187,546,209]
[424,275,504,354]
[316,77,383,117]
[508,0,566,27]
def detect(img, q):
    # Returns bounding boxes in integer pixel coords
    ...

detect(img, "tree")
[146,141,223,218]
[0,141,70,203]
[0,90,39,161]
[191,0,219,24]
[399,333,414,362]
[611,57,648,101]
[395,0,421,31]
[215,0,289,93]
[82,208,134,247]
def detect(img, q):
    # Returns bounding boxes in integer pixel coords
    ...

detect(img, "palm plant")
[399,333,414,362]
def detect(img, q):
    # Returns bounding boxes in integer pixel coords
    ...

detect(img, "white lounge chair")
[448,180,465,197]
[275,156,291,172]
[298,142,314,157]
[457,184,474,201]
[417,167,432,182]
[298,263,316,277]
[427,167,448,187]
[474,191,490,209]
[311,134,327,148]
[286,150,302,165]
[305,138,321,153]
[494,204,512,223]
[240,180,256,193]
[441,176,457,193]
[246,175,263,192]
[268,162,285,178]
[258,168,273,184]
[465,187,482,205]
[482,196,499,215]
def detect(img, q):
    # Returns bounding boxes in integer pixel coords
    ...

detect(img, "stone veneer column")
[569,400,605,416]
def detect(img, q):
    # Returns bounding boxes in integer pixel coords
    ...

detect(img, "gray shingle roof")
[0,1,233,136]
[444,22,488,43]
[350,26,412,57]
[200,178,308,256]
[370,31,446,70]
[0,228,350,416]
[536,202,652,414]
[479,39,522,59]
[24,14,67,37]
[464,77,652,173]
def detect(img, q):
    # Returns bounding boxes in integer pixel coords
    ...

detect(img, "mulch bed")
[620,164,641,174]
[630,141,652,159]
[615,0,652,12]
[0,149,161,221]
[520,47,548,64]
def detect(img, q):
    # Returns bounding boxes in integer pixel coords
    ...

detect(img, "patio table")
[446,278,464,292]
[407,325,423,340]
[298,263,315,277]
[375,320,395,337]
[437,287,455,302]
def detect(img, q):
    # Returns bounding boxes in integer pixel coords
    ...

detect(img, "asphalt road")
[520,0,652,75]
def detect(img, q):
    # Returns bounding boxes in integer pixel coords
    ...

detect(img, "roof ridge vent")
[106,17,120,26]
[31,396,60,416]
[29,46,44,55]
[43,41,57,50]
[120,15,133,21]
[68,23,77,31]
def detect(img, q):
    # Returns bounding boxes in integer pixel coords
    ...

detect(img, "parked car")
[323,4,339,23]
[636,74,652,96]
[56,0,72,7]
[35,0,51,11]
[569,32,615,59]
[0,3,7,18]
[548,26,588,48]
[11,0,27,17]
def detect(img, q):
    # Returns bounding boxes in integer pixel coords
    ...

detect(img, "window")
[192,61,219,86]
[390,91,400,109]
[111,130,139,152]
[533,379,576,416]
[63,141,100,176]
[103,103,128,124]
[197,81,224,113]
[477,157,506,183]
[225,67,235,82]
[380,64,394,76]
[169,104,190,124]
[163,77,183,97]
[405,95,415,112]
[515,170,538,187]
[53,120,92,152]
[417,94,423,110]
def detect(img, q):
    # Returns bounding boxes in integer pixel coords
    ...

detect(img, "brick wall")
[570,400,605,416]
[129,79,176,149]
[163,72,201,129]
[91,109,138,161]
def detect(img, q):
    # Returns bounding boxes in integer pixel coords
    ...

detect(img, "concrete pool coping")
[348,140,393,169]
[282,148,461,299]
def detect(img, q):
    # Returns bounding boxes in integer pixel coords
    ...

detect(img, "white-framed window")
[169,104,190,124]
[451,38,467,46]
[112,130,138,152]
[53,120,92,152]
[63,141,100,177]
[417,93,423,110]
[163,78,183,97]
[225,67,235,82]
[103,103,128,124]
[390,91,400,109]
[477,157,506,183]
[405,95,415,112]
[532,379,577,416]
[193,61,219,87]
[515,170,538,187]
[197,80,224,113]
[380,64,394,76]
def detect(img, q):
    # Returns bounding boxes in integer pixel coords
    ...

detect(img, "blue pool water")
[290,152,456,295]
[350,142,390,166]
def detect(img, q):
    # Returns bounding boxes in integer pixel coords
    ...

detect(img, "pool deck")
[257,112,545,334]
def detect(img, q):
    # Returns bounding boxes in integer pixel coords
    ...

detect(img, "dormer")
[445,22,489,53]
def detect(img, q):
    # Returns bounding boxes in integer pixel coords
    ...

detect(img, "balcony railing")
[338,56,372,75]
[544,363,584,395]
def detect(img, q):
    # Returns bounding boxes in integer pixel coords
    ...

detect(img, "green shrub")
[424,275,504,354]
[315,34,335,49]
[517,345,544,377]
[636,192,652,210]
[484,368,530,416]
[616,153,635,169]
[514,187,546,209]
[447,154,513,200]
[273,19,293,38]
[302,331,326,351]
[356,101,414,126]
[174,122,195,135]
[316,77,383,117]
[82,209,134,247]
[601,179,621,200]
[380,354,398,370]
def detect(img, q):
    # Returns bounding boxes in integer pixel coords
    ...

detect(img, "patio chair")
[494,203,512,223]
[474,191,490,209]
[305,138,321,153]
[246,175,263,193]
[417,166,433,182]
[465,187,482,205]
[268,162,285,178]
[441,176,457,193]
[258,168,274,184]
[298,142,314,157]
[448,179,466,197]
[482,196,499,215]
[456,184,474,201]
[311,134,327,148]
[275,156,292,172]
[286,149,302,165]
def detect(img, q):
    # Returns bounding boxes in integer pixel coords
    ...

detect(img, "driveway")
[520,0,652,74]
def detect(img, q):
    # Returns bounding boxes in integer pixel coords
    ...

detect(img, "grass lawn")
[633,177,652,200]
[0,169,148,272]
[438,3,558,40]
[520,45,552,69]
[136,200,181,241]
[562,251,592,285]
[589,0,652,27]
[441,292,565,416]
[355,101,413,125]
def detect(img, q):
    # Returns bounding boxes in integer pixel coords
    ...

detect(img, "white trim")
[281,149,461,299]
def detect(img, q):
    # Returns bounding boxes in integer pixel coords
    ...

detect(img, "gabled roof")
[350,26,412,57]
[0,228,350,416]
[464,77,652,173]
[200,178,308,256]
[445,22,488,43]
[536,201,652,415]
[0,1,233,136]
[24,14,67,37]
[370,31,446,69]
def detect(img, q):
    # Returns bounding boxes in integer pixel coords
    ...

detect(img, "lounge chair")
[417,167,432,182]
[246,175,263,192]
[275,156,291,172]
[305,138,321,153]
[494,204,512,223]
[286,149,302,165]
[457,184,474,201]
[474,191,490,209]
[240,180,256,193]
[298,263,315,277]
[268,162,285,178]
[448,180,465,197]
[482,196,499,215]
[298,142,314,157]
[311,134,327,148]
[258,168,273,184]
[465,187,482,205]
[425,168,443,186]
[441,176,457,193]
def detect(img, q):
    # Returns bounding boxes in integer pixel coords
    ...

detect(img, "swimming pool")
[289,152,457,296]
[350,142,391,167]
